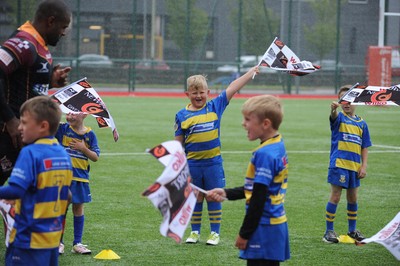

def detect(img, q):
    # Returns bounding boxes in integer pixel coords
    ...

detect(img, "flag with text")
[142,140,197,243]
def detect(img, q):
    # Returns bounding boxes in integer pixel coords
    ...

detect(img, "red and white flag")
[142,141,197,243]
[257,37,319,76]
[51,78,119,141]
[357,211,400,260]
[339,83,400,106]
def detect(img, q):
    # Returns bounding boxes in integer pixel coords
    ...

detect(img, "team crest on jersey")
[37,62,49,73]
[339,175,346,183]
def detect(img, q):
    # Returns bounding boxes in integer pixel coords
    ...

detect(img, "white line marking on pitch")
[373,144,400,150]
[101,148,400,156]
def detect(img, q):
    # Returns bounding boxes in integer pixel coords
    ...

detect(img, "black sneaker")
[323,230,339,243]
[347,230,365,241]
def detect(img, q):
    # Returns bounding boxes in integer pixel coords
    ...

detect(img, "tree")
[304,0,344,60]
[230,0,280,56]
[5,0,37,28]
[166,0,209,59]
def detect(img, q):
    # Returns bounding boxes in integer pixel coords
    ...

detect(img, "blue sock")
[207,201,222,234]
[325,202,337,232]
[347,203,358,233]
[191,202,203,233]
[73,215,84,245]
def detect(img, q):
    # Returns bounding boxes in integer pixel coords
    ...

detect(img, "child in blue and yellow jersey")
[207,95,290,265]
[0,96,72,266]
[175,66,259,245]
[56,112,100,254]
[323,85,372,244]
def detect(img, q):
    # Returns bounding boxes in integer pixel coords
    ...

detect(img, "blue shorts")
[327,167,360,189]
[239,222,290,261]
[70,181,92,203]
[189,163,225,190]
[6,245,58,266]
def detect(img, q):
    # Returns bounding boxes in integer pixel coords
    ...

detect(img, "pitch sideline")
[101,145,400,156]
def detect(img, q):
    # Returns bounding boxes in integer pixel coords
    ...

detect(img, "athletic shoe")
[59,242,64,255]
[206,231,220,246]
[71,243,92,254]
[348,230,366,241]
[186,231,200,244]
[323,230,339,243]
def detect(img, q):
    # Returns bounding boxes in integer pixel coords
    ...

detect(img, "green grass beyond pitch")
[1,96,399,265]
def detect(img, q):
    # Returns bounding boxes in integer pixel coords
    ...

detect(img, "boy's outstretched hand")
[331,101,340,111]
[330,101,340,119]
[206,188,226,202]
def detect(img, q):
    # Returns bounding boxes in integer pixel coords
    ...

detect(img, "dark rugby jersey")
[0,21,53,120]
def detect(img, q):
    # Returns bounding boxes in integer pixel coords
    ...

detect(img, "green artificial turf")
[1,96,398,265]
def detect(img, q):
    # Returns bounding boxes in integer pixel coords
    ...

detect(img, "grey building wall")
[1,0,399,67]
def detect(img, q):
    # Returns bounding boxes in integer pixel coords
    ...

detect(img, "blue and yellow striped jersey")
[244,134,289,225]
[174,91,228,166]
[329,111,372,172]
[8,137,72,249]
[56,123,100,182]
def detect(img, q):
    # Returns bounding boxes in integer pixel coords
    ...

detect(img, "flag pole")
[190,183,208,195]
[338,82,359,103]
[190,183,228,201]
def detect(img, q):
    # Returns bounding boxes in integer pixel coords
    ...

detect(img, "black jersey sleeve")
[238,182,268,240]
[224,186,245,200]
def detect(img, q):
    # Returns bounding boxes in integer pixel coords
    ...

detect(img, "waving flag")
[357,212,400,260]
[142,140,197,243]
[0,201,15,247]
[51,78,119,141]
[339,83,400,106]
[257,37,319,76]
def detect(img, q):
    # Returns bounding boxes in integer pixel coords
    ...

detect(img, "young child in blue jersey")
[56,112,100,254]
[207,95,290,266]
[174,66,259,246]
[0,96,72,266]
[323,85,372,244]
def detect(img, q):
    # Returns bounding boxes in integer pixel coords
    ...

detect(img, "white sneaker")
[186,231,200,244]
[59,242,65,255]
[206,231,220,245]
[71,243,91,254]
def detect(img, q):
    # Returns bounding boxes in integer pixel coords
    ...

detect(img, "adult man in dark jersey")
[0,0,72,185]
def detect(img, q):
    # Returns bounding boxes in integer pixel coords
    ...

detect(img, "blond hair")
[242,95,283,130]
[187,75,208,91]
[20,96,62,135]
